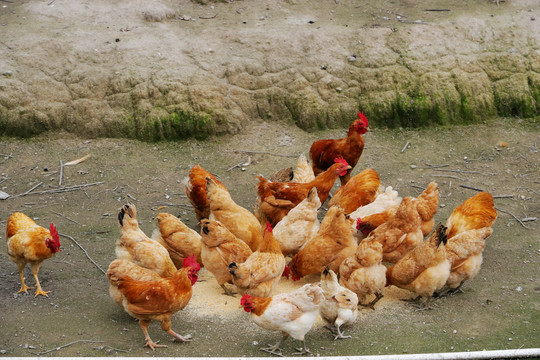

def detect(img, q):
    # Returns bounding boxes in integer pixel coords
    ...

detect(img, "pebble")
[410,165,417,169]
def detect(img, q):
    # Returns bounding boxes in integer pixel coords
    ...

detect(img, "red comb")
[183,254,201,272]
[266,221,273,233]
[49,223,60,243]
[357,111,369,125]
[334,157,349,166]
[356,217,362,228]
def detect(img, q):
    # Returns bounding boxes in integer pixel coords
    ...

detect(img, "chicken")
[152,212,202,268]
[289,206,357,280]
[272,187,321,256]
[239,283,324,356]
[228,222,286,297]
[310,111,369,185]
[257,158,351,225]
[359,182,439,263]
[6,212,61,297]
[116,204,177,277]
[206,177,263,252]
[339,239,386,308]
[359,197,423,264]
[416,182,440,237]
[107,258,162,307]
[386,224,450,309]
[254,165,295,226]
[437,192,497,295]
[445,192,497,239]
[292,153,315,183]
[328,168,382,214]
[319,266,358,340]
[349,186,402,238]
[184,164,227,222]
[106,255,201,350]
[199,219,252,295]
[269,166,294,182]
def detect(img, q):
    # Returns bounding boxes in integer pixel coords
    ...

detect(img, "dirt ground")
[0,117,539,357]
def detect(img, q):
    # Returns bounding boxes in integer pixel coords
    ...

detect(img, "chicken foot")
[139,320,167,351]
[220,283,236,297]
[292,339,312,355]
[16,262,32,294]
[333,324,352,340]
[168,330,193,342]
[403,296,434,311]
[30,262,49,297]
[260,334,287,357]
[360,292,384,310]
[434,283,465,298]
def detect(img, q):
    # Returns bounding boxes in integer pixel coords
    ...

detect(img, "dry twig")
[59,233,106,274]
[59,160,64,186]
[51,210,80,224]
[28,340,104,356]
[401,141,410,153]
[9,182,104,199]
[230,150,297,158]
[495,207,529,229]
[460,184,484,192]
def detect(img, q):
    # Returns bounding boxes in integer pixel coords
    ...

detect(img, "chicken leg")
[139,320,166,350]
[30,262,49,297]
[292,339,312,355]
[16,262,32,294]
[333,322,352,340]
[161,318,193,342]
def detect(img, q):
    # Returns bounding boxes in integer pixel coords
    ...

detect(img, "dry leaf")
[64,154,91,166]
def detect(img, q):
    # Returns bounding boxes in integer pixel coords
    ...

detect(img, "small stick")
[493,195,514,199]
[51,210,80,224]
[28,340,104,356]
[0,40,12,50]
[521,217,537,222]
[401,141,410,153]
[47,0,56,5]
[126,193,137,201]
[199,13,218,19]
[59,160,64,186]
[94,345,131,353]
[424,163,449,168]
[433,174,465,180]
[59,233,106,274]
[435,168,483,174]
[9,182,43,198]
[495,207,529,229]
[154,203,192,208]
[229,150,297,158]
[424,9,451,11]
[0,177,7,185]
[9,181,104,198]
[460,184,484,192]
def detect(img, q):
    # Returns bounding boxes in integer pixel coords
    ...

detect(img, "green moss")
[128,109,214,142]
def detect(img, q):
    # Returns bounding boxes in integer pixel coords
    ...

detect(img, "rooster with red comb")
[6,212,61,297]
[309,111,369,186]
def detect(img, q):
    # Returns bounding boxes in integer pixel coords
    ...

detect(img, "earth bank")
[0,0,539,140]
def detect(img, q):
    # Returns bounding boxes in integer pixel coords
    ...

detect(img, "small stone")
[252,341,259,346]
[516,286,523,292]
[3,70,12,77]
[453,330,457,334]
[410,165,417,169]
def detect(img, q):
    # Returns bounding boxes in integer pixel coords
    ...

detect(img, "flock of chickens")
[5,112,498,356]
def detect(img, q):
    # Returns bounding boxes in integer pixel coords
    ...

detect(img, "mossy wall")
[0,1,539,140]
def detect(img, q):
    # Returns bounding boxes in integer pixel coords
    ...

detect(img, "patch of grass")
[123,109,215,142]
